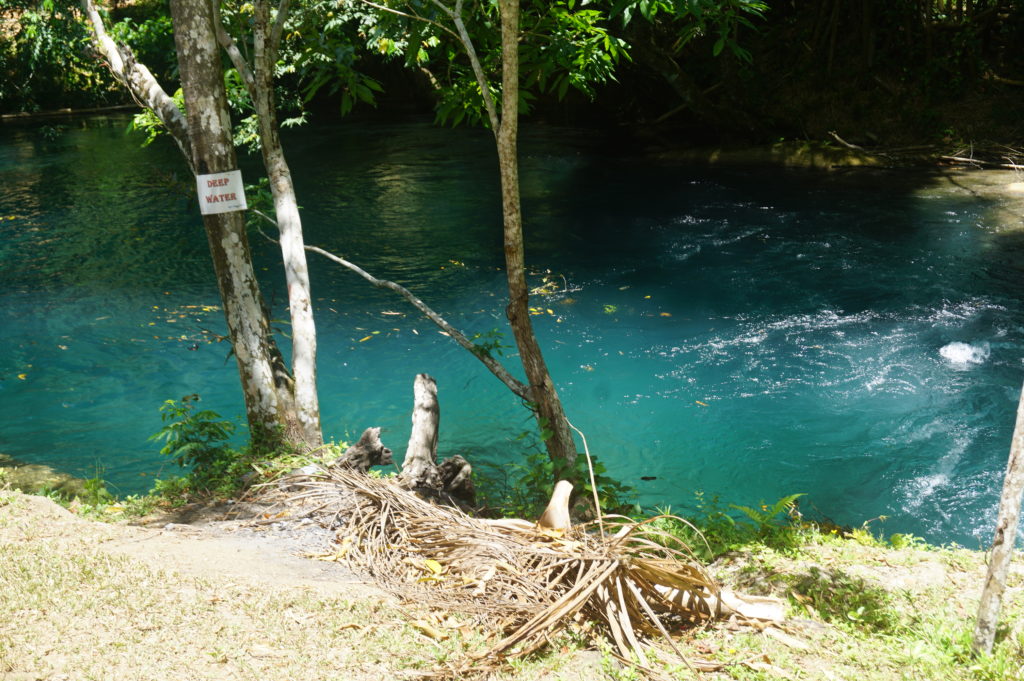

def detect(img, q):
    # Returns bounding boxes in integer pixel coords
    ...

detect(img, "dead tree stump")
[332,427,393,473]
[398,374,475,506]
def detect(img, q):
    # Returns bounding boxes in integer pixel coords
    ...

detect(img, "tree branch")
[360,0,461,42]
[367,0,498,130]
[210,0,257,98]
[310,244,529,399]
[81,0,194,170]
[270,0,293,60]
[446,0,501,132]
[249,212,529,400]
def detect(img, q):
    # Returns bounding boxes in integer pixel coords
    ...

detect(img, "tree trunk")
[169,0,298,449]
[251,0,322,448]
[497,0,577,473]
[399,373,442,489]
[398,374,474,505]
[972,381,1024,654]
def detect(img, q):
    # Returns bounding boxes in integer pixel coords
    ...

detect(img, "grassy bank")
[1,486,1021,680]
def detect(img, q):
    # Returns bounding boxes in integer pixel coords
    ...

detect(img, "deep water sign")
[196,170,247,215]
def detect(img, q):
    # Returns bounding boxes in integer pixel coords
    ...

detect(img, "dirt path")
[104,507,376,598]
[1,491,524,681]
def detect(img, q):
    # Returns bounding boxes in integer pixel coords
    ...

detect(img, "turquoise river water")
[2,115,1023,546]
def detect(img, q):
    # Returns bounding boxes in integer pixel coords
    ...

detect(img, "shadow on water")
[1,115,1022,546]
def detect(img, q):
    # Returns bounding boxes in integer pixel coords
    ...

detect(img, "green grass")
[2,481,1022,681]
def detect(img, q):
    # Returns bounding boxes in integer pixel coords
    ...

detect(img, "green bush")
[147,394,246,495]
[476,444,635,521]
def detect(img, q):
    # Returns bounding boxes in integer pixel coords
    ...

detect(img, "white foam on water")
[939,341,990,366]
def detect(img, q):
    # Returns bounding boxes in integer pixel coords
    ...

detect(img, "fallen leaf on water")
[695,400,709,407]
[358,335,372,342]
[660,312,672,317]
[57,345,68,350]
[17,374,26,380]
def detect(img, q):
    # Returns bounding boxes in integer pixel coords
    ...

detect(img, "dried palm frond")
[278,466,782,669]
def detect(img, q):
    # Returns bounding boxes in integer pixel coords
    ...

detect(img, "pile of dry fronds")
[284,467,781,670]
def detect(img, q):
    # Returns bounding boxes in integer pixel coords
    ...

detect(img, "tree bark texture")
[169,0,298,448]
[497,0,577,471]
[972,381,1024,654]
[250,0,322,447]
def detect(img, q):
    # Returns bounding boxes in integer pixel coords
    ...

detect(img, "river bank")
[1,487,1021,680]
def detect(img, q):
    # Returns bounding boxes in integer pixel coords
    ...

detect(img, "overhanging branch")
[249,211,529,400]
[81,0,194,170]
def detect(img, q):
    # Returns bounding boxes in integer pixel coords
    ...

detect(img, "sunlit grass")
[2,488,1022,680]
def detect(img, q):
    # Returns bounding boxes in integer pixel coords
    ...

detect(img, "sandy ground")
[0,492,448,681]
[103,503,376,598]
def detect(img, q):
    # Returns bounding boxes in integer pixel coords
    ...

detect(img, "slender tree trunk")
[251,0,322,447]
[973,381,1024,654]
[169,0,297,448]
[497,0,577,472]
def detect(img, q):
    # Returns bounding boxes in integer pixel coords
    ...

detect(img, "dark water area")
[2,115,1023,547]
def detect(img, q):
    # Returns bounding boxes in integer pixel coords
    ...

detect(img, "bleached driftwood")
[397,374,474,506]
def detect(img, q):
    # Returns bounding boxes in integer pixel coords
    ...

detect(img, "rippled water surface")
[2,116,1023,545]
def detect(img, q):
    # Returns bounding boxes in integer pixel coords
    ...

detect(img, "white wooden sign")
[196,170,247,215]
